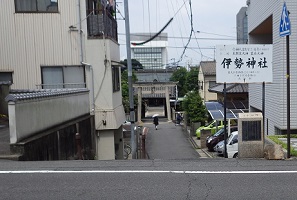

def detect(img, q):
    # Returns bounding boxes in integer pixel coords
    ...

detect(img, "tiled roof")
[200,61,216,76]
[208,83,248,94]
[5,88,89,102]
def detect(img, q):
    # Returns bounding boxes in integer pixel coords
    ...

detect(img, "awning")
[205,101,248,120]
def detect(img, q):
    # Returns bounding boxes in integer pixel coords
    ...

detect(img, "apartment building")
[247,1,297,135]
[0,0,125,160]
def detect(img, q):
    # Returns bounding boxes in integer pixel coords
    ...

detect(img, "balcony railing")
[36,83,86,89]
[86,9,118,42]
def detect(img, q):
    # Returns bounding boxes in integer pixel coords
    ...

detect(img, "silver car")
[214,131,239,158]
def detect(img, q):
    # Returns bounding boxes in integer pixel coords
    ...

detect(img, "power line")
[196,31,236,38]
[118,33,238,41]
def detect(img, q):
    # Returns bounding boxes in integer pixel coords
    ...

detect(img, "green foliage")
[268,135,297,156]
[170,67,204,123]
[120,59,143,70]
[185,68,199,91]
[182,90,207,123]
[170,67,188,97]
[121,70,138,113]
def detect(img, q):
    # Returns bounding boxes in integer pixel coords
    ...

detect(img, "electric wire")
[118,33,237,41]
[175,0,188,61]
[176,0,193,65]
[131,18,173,46]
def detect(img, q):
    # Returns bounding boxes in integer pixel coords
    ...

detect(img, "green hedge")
[268,135,297,156]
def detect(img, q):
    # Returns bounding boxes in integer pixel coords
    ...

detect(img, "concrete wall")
[11,116,94,161]
[97,130,116,160]
[7,90,90,143]
[238,112,264,158]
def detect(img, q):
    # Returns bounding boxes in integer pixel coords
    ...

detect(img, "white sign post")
[216,44,273,158]
[279,2,291,158]
[216,44,273,83]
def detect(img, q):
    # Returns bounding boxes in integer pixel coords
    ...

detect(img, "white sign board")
[216,45,273,83]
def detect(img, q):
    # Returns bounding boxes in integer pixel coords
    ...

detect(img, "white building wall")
[198,67,204,100]
[0,1,81,89]
[1,1,125,160]
[97,130,115,160]
[248,0,297,134]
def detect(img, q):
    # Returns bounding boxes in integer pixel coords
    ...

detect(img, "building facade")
[247,1,297,135]
[0,0,125,160]
[198,61,217,102]
[237,7,248,44]
[131,33,168,69]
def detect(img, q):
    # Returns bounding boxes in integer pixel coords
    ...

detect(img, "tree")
[182,90,208,124]
[185,68,199,92]
[121,70,138,113]
[169,67,188,97]
[120,59,143,70]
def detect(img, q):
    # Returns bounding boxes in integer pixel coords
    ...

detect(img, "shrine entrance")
[133,82,177,123]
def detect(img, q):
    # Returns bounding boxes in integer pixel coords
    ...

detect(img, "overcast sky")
[117,0,247,66]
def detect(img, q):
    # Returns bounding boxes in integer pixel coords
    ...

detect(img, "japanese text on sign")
[216,45,273,83]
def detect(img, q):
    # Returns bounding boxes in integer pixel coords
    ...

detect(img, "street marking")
[0,170,297,174]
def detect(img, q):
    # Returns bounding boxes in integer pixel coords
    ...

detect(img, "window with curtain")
[15,0,58,12]
[41,66,85,89]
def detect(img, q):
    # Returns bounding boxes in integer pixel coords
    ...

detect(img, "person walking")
[153,116,159,130]
[176,113,182,126]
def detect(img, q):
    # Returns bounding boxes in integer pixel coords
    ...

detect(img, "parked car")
[196,120,224,139]
[206,126,238,151]
[214,131,239,158]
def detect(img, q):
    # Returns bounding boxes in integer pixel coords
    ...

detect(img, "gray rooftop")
[200,61,216,76]
[208,83,248,94]
[5,88,89,102]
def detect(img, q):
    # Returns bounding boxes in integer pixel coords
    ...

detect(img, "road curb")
[0,154,21,161]
[188,135,212,158]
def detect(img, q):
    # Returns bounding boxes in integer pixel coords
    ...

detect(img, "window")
[198,81,203,90]
[41,66,85,89]
[0,72,13,84]
[15,0,58,13]
[209,81,216,89]
[112,66,120,92]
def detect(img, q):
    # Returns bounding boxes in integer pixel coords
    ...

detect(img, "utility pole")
[124,0,136,159]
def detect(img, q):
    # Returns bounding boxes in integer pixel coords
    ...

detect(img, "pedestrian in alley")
[175,112,182,126]
[153,116,159,130]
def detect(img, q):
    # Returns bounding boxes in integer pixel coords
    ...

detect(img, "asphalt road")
[0,159,297,199]
[144,118,200,160]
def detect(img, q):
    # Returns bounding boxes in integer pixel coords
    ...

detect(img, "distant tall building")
[236,7,248,44]
[130,33,168,69]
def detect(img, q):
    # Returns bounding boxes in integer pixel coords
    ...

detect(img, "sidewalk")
[184,126,216,158]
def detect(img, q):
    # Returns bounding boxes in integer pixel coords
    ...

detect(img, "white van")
[215,131,238,158]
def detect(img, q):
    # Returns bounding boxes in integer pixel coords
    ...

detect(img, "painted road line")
[1,170,297,174]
